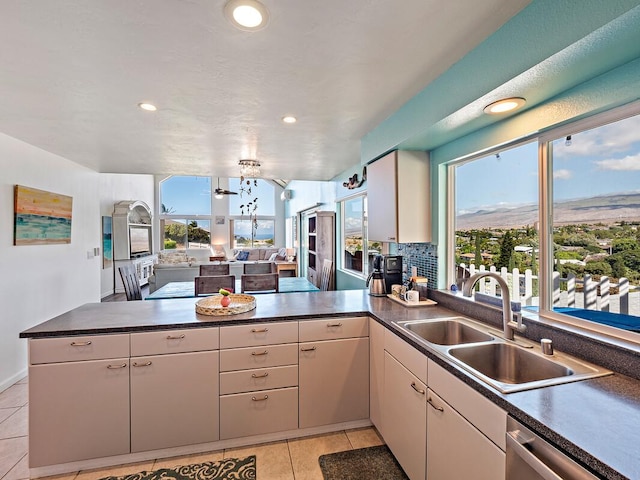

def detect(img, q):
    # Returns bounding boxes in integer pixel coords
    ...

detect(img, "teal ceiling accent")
[360,0,640,164]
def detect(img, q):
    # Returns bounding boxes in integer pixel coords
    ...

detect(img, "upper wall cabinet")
[367,150,430,243]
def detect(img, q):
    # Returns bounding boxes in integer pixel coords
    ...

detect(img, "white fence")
[458,263,631,315]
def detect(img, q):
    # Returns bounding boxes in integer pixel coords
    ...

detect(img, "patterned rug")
[99,456,256,480]
[319,445,408,480]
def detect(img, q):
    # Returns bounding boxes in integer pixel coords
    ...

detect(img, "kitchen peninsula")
[21,290,640,480]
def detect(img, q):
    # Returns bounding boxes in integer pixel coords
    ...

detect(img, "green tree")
[584,261,612,276]
[496,231,515,269]
[612,238,639,253]
[608,256,627,279]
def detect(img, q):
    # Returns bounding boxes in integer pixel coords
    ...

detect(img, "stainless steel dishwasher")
[506,417,600,479]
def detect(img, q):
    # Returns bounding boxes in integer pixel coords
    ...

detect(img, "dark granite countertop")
[19,289,640,479]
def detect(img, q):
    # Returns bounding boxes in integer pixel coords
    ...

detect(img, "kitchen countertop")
[20,289,640,479]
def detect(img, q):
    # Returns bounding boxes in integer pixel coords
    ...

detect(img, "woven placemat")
[195,294,256,316]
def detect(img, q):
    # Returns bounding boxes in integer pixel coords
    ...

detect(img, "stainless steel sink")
[400,319,493,346]
[447,342,611,393]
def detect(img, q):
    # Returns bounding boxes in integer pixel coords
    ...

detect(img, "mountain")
[457,193,640,230]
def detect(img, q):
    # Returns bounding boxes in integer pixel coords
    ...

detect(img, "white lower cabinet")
[426,388,505,480]
[130,350,219,452]
[29,358,130,468]
[383,352,427,480]
[369,318,385,433]
[299,337,369,428]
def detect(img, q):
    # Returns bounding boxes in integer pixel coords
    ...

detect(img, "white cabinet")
[29,356,130,467]
[383,351,426,480]
[369,318,385,432]
[367,150,430,243]
[130,350,219,452]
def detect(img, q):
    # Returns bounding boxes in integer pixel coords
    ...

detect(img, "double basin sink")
[397,317,611,393]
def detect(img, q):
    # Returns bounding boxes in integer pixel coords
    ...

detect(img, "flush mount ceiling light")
[239,159,261,178]
[224,0,270,31]
[138,102,157,111]
[282,115,297,124]
[483,97,526,115]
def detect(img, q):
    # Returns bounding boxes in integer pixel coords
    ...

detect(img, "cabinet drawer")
[29,334,130,365]
[428,359,506,451]
[220,365,298,395]
[220,387,298,439]
[299,316,368,342]
[131,327,219,356]
[384,329,427,385]
[220,343,298,372]
[220,321,298,348]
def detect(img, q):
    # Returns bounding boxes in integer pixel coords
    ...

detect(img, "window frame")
[447,100,640,344]
[339,192,369,278]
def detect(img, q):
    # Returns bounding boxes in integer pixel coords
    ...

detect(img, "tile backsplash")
[398,242,437,285]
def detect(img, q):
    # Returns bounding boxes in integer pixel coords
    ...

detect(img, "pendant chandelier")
[238,159,261,178]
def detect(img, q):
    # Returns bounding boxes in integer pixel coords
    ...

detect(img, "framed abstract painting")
[102,216,113,269]
[14,185,73,245]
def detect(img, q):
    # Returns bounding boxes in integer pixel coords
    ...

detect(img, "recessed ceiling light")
[483,97,526,115]
[138,102,157,112]
[282,116,297,124]
[224,0,270,31]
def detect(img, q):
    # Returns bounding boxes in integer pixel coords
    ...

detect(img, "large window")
[340,194,380,277]
[228,178,275,248]
[450,105,640,339]
[159,176,212,249]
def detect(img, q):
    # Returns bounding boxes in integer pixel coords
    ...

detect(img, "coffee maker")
[366,255,386,296]
[381,255,403,294]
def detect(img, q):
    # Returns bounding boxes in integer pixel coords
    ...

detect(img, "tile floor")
[0,377,384,480]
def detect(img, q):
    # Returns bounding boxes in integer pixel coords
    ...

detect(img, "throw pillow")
[237,251,250,261]
[268,252,278,262]
[277,247,288,260]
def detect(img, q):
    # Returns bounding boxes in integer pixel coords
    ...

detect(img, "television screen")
[129,226,151,255]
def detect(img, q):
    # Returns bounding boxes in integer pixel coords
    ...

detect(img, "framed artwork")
[102,216,113,269]
[14,185,73,245]
[215,215,225,225]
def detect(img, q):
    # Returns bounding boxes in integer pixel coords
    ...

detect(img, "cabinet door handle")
[251,328,269,333]
[300,346,316,352]
[427,397,444,411]
[133,361,153,367]
[251,395,269,401]
[388,237,396,241]
[166,334,185,340]
[251,372,269,378]
[70,341,92,346]
[251,350,269,356]
[326,322,342,328]
[410,382,425,395]
[107,363,127,369]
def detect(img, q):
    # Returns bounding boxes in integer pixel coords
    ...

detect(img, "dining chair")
[200,263,230,276]
[320,259,334,291]
[194,275,236,296]
[118,264,143,301]
[243,262,276,274]
[241,273,279,293]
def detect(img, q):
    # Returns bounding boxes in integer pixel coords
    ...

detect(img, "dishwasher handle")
[507,430,563,480]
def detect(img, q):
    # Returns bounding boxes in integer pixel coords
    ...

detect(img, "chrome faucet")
[462,271,525,340]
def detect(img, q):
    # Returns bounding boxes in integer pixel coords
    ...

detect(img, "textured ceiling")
[0,0,530,181]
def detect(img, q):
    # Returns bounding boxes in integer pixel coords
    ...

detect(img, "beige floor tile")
[0,408,19,425]
[0,385,28,409]
[288,432,352,480]
[152,450,224,470]
[0,407,28,440]
[0,436,28,479]
[2,453,28,480]
[225,441,293,480]
[75,461,154,480]
[345,427,384,450]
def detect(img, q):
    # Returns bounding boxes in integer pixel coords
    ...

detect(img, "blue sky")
[456,114,640,214]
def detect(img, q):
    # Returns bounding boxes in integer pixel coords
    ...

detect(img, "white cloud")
[553,169,572,180]
[594,154,640,171]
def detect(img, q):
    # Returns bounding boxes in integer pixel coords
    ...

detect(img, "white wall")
[0,133,101,391]
[99,174,155,298]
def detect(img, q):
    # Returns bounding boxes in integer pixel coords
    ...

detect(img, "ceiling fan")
[214,177,238,198]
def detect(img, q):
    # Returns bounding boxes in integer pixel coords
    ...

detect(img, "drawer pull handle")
[427,397,444,412]
[251,350,269,356]
[166,334,185,340]
[107,363,127,369]
[300,346,316,352]
[133,361,153,367]
[252,395,269,402]
[251,328,269,333]
[327,322,343,328]
[70,341,92,346]
[410,382,425,395]
[252,372,269,378]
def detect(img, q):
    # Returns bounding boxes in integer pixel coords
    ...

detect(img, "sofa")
[148,247,290,293]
